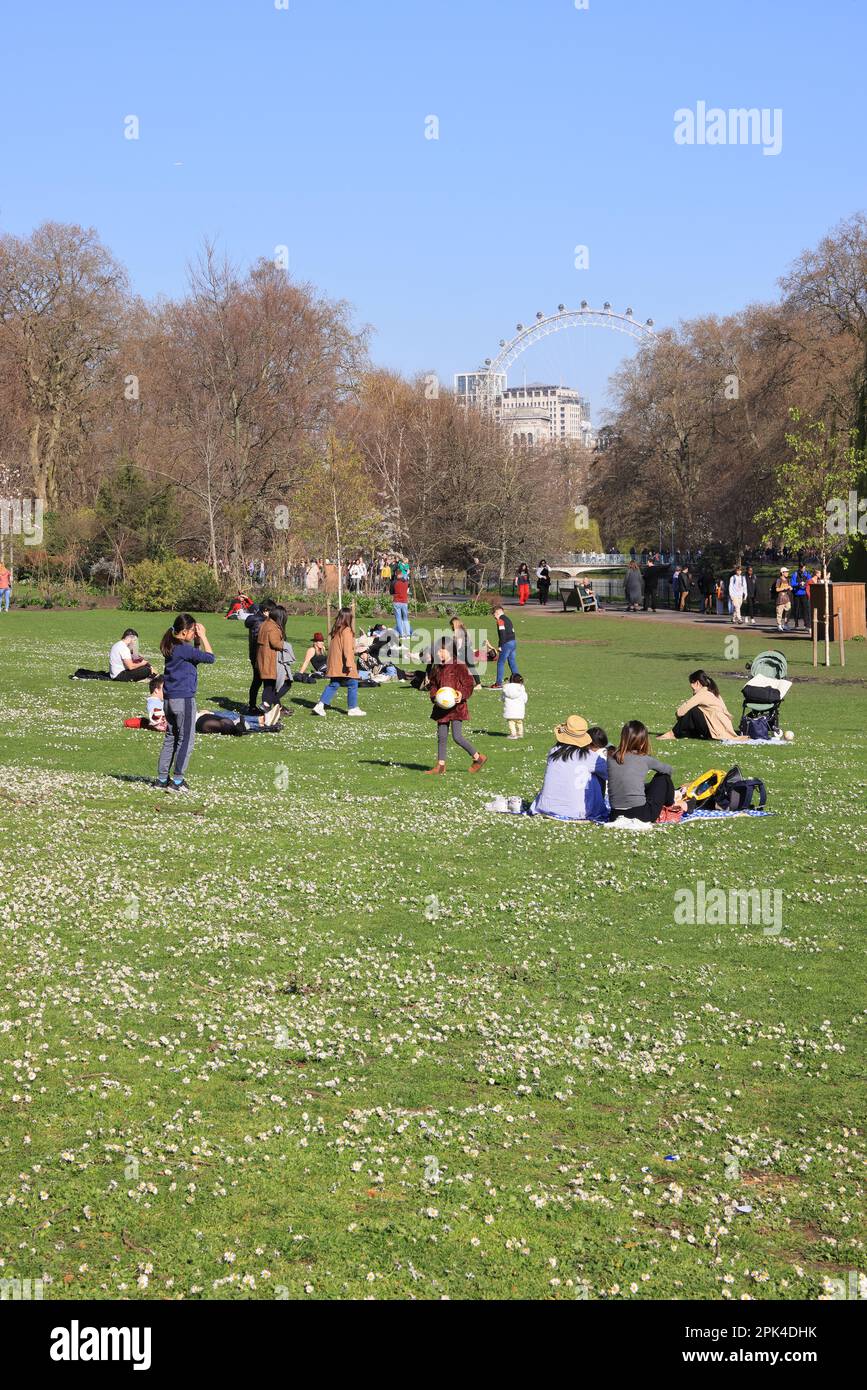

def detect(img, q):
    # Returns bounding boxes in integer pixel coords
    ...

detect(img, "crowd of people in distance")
[632,557,828,628]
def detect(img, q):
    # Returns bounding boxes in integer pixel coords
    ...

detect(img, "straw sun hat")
[553,714,592,747]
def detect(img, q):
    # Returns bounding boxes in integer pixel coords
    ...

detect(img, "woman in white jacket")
[502,674,528,739]
[728,566,747,624]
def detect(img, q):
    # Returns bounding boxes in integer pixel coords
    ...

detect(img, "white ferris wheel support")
[474,303,658,408]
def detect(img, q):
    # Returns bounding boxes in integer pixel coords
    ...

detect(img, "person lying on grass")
[658,669,746,742]
[528,716,609,821]
[126,708,282,734]
[425,640,487,775]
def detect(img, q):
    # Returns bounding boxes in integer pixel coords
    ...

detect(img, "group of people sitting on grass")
[524,669,746,823]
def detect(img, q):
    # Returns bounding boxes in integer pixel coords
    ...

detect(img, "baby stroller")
[740,649,791,737]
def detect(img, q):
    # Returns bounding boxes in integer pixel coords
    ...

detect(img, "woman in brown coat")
[312,608,366,717]
[256,605,286,711]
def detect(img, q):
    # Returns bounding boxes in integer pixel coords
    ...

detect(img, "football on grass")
[434,686,460,710]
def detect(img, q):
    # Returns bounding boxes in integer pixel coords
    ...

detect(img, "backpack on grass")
[682,765,768,813]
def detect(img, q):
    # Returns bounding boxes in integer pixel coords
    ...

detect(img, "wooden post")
[837,610,845,668]
[812,607,818,667]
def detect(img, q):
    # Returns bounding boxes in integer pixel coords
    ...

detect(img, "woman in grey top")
[607,720,675,822]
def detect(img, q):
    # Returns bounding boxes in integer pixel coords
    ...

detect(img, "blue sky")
[2,0,864,419]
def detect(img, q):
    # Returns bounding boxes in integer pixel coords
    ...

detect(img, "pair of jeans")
[321,677,358,710]
[496,639,518,684]
[393,602,411,638]
[158,697,197,780]
[0,588,10,611]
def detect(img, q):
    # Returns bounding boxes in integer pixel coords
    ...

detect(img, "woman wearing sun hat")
[772,567,793,631]
[528,715,610,821]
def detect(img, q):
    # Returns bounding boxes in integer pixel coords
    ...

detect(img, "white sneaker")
[347,707,367,717]
[312,702,326,716]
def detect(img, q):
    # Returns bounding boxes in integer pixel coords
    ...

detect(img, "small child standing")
[502,673,528,738]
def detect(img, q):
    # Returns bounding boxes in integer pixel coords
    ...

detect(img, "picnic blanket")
[488,803,773,824]
[719,737,791,746]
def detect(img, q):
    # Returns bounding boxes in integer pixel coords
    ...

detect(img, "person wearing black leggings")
[671,704,712,739]
[606,720,675,822]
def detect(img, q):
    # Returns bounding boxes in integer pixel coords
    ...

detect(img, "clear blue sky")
[2,0,864,420]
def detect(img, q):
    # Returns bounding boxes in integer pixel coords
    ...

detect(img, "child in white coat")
[502,673,528,739]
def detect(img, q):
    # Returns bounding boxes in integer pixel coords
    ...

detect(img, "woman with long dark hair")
[606,720,674,822]
[155,614,215,791]
[529,716,609,821]
[312,608,366,717]
[449,616,481,686]
[659,669,744,741]
[255,602,287,717]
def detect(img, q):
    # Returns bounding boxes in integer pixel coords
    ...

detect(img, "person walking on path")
[536,561,551,606]
[642,559,658,612]
[489,606,518,688]
[772,568,793,631]
[425,640,487,774]
[790,567,810,629]
[155,615,215,792]
[728,565,747,624]
[625,561,643,611]
[515,562,531,605]
[678,566,692,612]
[744,566,758,624]
[0,561,11,612]
[313,608,366,717]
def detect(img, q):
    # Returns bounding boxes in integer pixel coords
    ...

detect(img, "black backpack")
[713,765,768,811]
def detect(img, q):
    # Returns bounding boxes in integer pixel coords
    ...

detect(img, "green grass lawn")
[0,608,864,1301]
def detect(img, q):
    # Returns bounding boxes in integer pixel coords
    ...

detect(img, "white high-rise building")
[495,384,594,448]
[454,373,594,447]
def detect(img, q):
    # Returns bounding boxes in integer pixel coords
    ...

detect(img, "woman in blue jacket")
[155,614,215,792]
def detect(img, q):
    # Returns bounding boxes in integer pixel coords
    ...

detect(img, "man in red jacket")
[391,566,412,643]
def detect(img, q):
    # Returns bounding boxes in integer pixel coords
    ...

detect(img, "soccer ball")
[434,686,460,710]
[784,729,795,741]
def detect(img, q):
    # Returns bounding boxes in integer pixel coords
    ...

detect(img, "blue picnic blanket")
[679,807,773,822]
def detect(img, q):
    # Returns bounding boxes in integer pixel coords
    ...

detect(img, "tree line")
[0,224,585,586]
[587,212,867,572]
[1,214,866,588]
